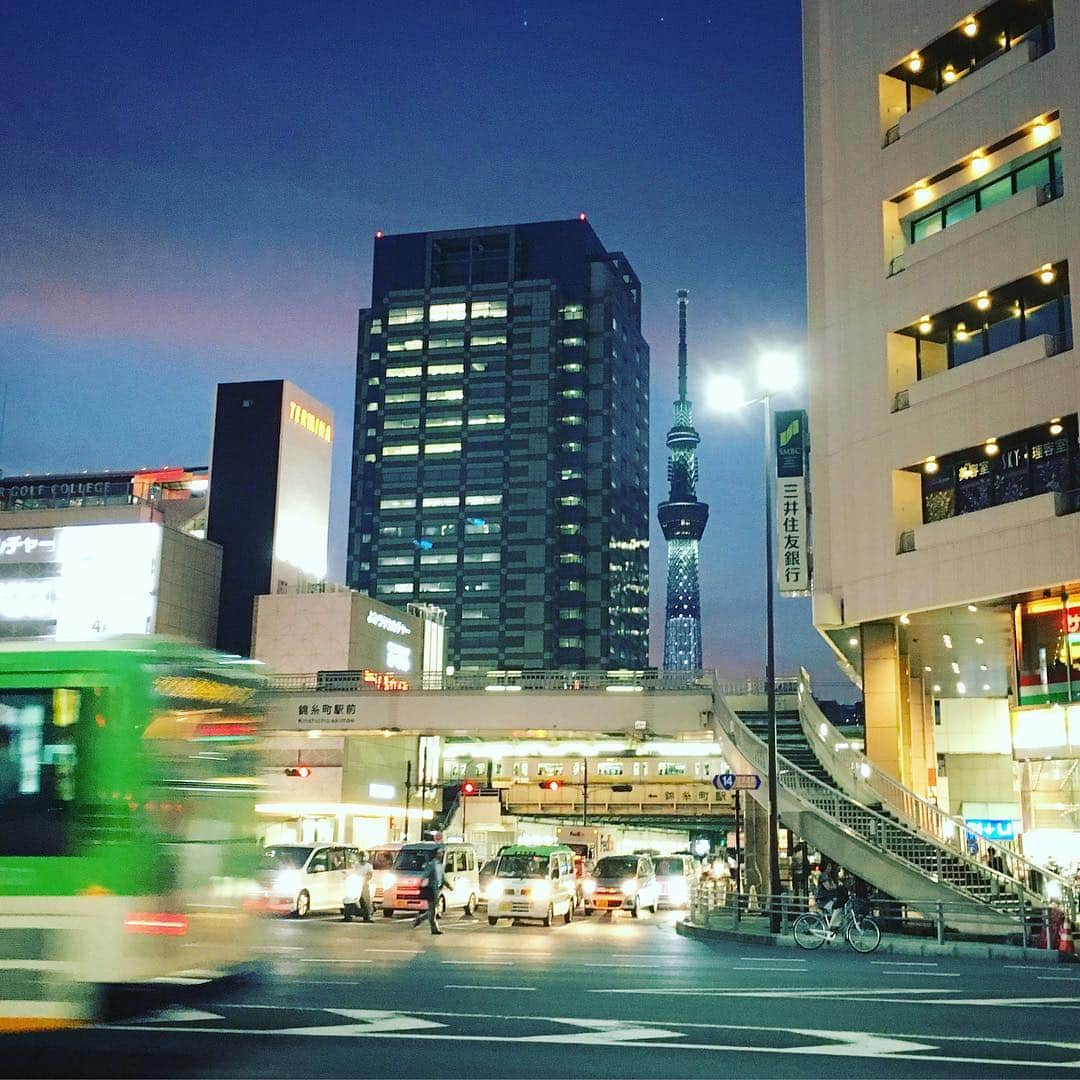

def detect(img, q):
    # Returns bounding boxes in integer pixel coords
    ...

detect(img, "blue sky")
[0,0,852,698]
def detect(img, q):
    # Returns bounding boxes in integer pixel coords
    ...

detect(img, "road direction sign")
[712,773,761,792]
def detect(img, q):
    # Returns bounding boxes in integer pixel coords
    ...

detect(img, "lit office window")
[428,389,465,402]
[384,444,420,456]
[419,581,455,593]
[425,416,463,428]
[385,391,421,404]
[428,364,465,376]
[468,413,505,426]
[560,416,584,425]
[379,497,416,509]
[561,337,586,347]
[429,335,465,350]
[420,553,457,565]
[425,442,462,455]
[385,366,423,379]
[465,494,502,506]
[429,302,467,322]
[560,303,585,320]
[463,551,501,563]
[559,524,581,535]
[471,335,507,348]
[387,338,423,352]
[471,300,507,319]
[385,418,420,430]
[422,495,459,507]
[378,556,413,567]
[388,306,423,325]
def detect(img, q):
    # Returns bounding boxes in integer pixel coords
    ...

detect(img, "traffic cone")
[1059,915,1075,960]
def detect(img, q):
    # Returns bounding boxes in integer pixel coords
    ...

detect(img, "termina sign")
[368,610,411,636]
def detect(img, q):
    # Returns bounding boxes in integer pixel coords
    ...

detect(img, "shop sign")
[367,610,411,636]
[775,410,811,596]
[965,818,1017,841]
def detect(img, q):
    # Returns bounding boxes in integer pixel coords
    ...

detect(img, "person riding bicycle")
[814,862,848,929]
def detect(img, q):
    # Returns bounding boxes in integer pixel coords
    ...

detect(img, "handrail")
[713,674,1066,919]
[796,670,1075,912]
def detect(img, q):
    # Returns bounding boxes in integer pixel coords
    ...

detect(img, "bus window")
[0,688,84,857]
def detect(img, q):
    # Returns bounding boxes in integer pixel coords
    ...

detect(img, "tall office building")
[804,1,1077,861]
[347,218,650,672]
[208,379,334,656]
[658,290,709,669]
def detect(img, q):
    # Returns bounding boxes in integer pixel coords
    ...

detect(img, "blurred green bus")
[0,638,265,1030]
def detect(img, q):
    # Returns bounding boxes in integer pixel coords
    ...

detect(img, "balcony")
[880,1,1054,145]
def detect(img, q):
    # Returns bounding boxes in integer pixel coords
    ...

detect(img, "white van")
[382,842,480,918]
[258,844,362,918]
[486,845,577,927]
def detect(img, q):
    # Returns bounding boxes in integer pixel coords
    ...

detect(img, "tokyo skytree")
[657,290,709,670]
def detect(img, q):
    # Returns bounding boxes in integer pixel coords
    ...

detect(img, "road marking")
[521,1017,685,1044]
[277,1009,447,1037]
[590,987,948,998]
[364,948,419,954]
[732,966,810,973]
[737,956,806,962]
[1040,976,1080,982]
[254,946,304,952]
[299,958,373,964]
[141,1009,224,1024]
[441,960,513,966]
[875,971,960,978]
[870,960,937,967]
[443,985,536,992]
[1005,964,1058,970]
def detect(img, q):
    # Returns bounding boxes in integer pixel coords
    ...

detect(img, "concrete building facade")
[804,0,1080,863]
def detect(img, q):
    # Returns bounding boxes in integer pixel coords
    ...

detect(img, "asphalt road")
[4,907,1080,1078]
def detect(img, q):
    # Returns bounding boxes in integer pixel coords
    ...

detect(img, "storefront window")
[1016,599,1080,706]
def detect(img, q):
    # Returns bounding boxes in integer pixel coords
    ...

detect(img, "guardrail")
[797,670,1076,915]
[265,669,788,695]
[687,886,1064,950]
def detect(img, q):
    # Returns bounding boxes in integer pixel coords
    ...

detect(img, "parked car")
[586,854,659,917]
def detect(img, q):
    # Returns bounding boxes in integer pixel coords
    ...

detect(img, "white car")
[585,854,660,917]
[257,844,361,917]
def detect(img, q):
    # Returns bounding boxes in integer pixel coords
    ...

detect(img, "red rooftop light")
[578,213,587,221]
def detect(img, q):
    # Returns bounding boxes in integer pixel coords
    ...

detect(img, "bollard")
[936,901,945,946]
[1045,907,1054,952]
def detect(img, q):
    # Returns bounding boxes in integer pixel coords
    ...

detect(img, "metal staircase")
[712,674,1075,934]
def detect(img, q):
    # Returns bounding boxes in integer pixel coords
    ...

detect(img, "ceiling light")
[984,438,1000,456]
[1050,418,1064,436]
[1039,263,1057,285]
[980,664,988,671]
[944,65,959,84]
[900,614,911,625]
[951,662,961,675]
[963,17,978,37]
[923,456,939,475]
[848,636,859,647]
[913,183,932,207]
[907,53,923,73]
[924,666,932,673]
[955,322,970,342]
[956,681,967,694]
[975,637,985,645]
[967,604,978,613]
[943,634,953,648]
[917,315,933,335]
[983,684,991,691]
[975,291,991,312]
[969,152,989,175]
[932,684,942,694]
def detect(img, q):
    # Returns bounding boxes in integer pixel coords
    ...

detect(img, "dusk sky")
[1,0,852,698]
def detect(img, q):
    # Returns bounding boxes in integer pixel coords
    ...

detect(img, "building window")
[657,762,686,776]
[384,444,420,456]
[561,362,583,373]
[427,364,465,377]
[471,335,507,348]
[596,762,623,777]
[468,413,505,426]
[465,494,502,506]
[385,366,423,379]
[424,441,462,455]
[560,416,584,426]
[378,555,413,567]
[379,497,416,509]
[385,391,421,404]
[421,521,456,537]
[388,306,423,325]
[560,303,585,320]
[425,416,462,429]
[418,581,455,594]
[387,338,424,352]
[429,335,465,350]
[465,519,500,536]
[559,497,583,507]
[471,300,507,319]
[428,389,464,402]
[559,553,583,563]
[385,418,420,430]
[420,553,456,565]
[422,495,459,507]
[429,302,467,322]
[559,608,582,620]
[917,414,1078,524]
[561,337,586,347]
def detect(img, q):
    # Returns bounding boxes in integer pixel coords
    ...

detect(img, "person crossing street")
[412,848,445,935]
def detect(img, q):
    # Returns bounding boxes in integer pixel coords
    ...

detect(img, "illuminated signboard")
[367,610,411,636]
[288,400,332,443]
[363,669,409,692]
[386,641,412,673]
[965,818,1018,841]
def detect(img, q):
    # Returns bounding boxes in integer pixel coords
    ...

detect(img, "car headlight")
[622,879,637,894]
[274,869,302,895]
[381,872,396,890]
[532,880,551,902]
[345,874,361,895]
[487,880,505,900]
[582,879,596,896]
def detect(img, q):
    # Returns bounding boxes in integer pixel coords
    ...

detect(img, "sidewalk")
[676,918,1078,962]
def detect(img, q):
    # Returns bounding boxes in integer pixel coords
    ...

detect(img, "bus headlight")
[274,869,302,896]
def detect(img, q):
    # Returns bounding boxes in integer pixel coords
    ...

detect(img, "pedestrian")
[356,851,375,922]
[815,861,847,928]
[412,848,445,935]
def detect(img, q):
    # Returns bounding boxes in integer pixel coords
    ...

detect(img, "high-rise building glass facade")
[347,219,649,672]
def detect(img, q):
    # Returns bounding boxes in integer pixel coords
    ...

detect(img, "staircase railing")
[796,669,1075,914]
[711,675,1061,920]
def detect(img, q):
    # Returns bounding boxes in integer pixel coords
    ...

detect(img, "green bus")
[0,638,265,1030]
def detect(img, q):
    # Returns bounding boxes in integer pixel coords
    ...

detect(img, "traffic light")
[461,780,478,796]
[284,766,312,778]
[538,779,561,793]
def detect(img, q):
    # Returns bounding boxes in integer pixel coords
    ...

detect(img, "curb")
[675,919,1078,963]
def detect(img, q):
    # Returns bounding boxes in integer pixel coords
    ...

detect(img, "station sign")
[712,772,761,792]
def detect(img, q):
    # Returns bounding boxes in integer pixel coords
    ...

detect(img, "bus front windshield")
[497,854,548,879]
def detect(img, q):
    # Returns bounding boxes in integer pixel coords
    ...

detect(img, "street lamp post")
[709,352,799,935]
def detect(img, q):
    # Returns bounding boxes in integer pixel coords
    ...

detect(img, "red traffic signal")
[284,766,312,778]
[461,780,478,796]
[538,779,561,792]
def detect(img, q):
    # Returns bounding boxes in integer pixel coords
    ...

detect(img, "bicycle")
[793,897,881,953]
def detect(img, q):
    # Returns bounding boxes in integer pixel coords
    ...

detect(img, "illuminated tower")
[658,290,709,670]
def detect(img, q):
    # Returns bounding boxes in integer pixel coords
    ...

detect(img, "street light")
[707,348,800,934]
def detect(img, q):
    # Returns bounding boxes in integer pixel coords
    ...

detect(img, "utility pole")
[403,759,412,843]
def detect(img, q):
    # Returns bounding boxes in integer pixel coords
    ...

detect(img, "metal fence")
[687,885,1065,950]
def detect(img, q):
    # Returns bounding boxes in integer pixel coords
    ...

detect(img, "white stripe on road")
[732,967,811,973]
[1039,975,1080,982]
[442,985,536,992]
[299,959,373,964]
[876,971,959,978]
[870,961,937,967]
[441,960,513,966]
[737,956,806,962]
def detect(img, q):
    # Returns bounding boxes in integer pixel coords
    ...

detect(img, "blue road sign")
[712,773,760,792]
